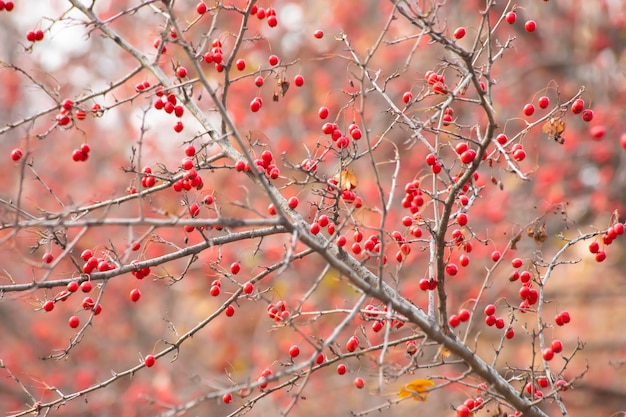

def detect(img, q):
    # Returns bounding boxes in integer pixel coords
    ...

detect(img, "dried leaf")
[527,222,547,245]
[333,168,358,190]
[542,117,566,144]
[440,346,451,358]
[397,378,435,401]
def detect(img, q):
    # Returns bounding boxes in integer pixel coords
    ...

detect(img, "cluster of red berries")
[0,1,14,11]
[483,304,514,338]
[251,150,280,179]
[130,260,151,280]
[309,214,336,236]
[455,142,477,165]
[448,308,471,328]
[542,338,563,362]
[349,232,387,264]
[524,373,568,400]
[401,179,425,218]
[140,166,156,188]
[418,276,438,291]
[455,397,485,417]
[361,304,404,331]
[26,29,44,42]
[424,70,448,95]
[203,39,226,72]
[249,4,278,28]
[425,151,443,174]
[80,249,115,274]
[320,121,362,149]
[588,222,624,262]
[388,229,412,263]
[56,98,90,128]
[172,146,205,192]
[71,143,91,162]
[267,300,289,321]
[152,87,186,132]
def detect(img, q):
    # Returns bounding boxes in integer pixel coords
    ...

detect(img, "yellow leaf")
[397,378,435,401]
[333,168,358,190]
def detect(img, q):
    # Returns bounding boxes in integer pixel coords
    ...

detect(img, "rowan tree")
[1,1,626,416]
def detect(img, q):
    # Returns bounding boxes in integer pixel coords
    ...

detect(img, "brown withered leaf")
[527,222,547,245]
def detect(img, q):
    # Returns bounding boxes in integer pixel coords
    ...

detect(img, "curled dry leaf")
[397,378,435,401]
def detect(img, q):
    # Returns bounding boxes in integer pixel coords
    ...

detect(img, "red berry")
[174,121,184,132]
[581,109,594,122]
[354,377,365,389]
[42,252,54,264]
[225,305,235,316]
[445,263,458,276]
[313,30,324,39]
[288,196,299,209]
[222,393,232,403]
[243,282,254,294]
[250,97,262,112]
[80,281,92,293]
[453,27,466,39]
[505,11,517,24]
[267,15,278,27]
[144,354,156,367]
[523,103,535,116]
[310,222,321,235]
[458,308,470,322]
[268,55,279,66]
[254,76,264,87]
[537,96,550,109]
[189,202,200,217]
[595,251,606,262]
[68,315,80,328]
[42,300,55,312]
[66,281,78,292]
[457,213,468,226]
[590,125,606,140]
[588,241,599,253]
[484,304,496,316]
[294,74,304,87]
[511,258,523,268]
[485,315,496,326]
[236,59,246,71]
[336,363,347,375]
[448,314,460,328]
[230,262,241,275]
[82,296,95,309]
[10,148,23,161]
[571,98,584,114]
[491,250,501,262]
[210,285,220,296]
[196,2,207,14]
[524,20,537,32]
[505,328,515,339]
[130,288,141,302]
[456,405,471,417]
[176,66,188,78]
[288,345,300,358]
[551,339,563,353]
[542,348,554,361]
